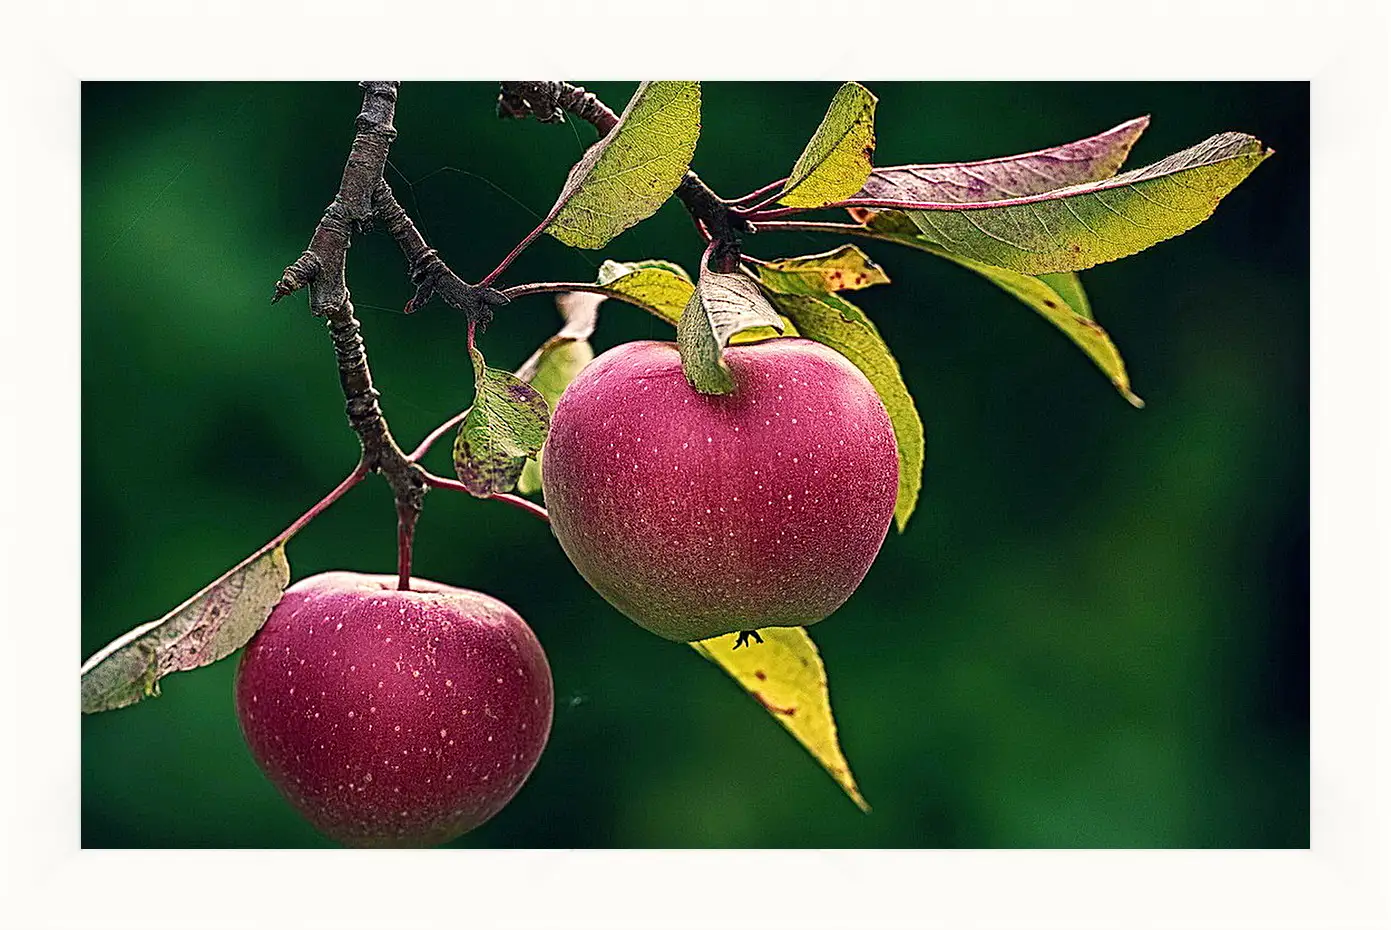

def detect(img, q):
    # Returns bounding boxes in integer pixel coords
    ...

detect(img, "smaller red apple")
[235,572,552,847]
[541,337,899,642]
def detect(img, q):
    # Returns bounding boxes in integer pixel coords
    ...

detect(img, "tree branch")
[373,180,509,323]
[497,81,619,134]
[496,81,748,271]
[272,80,427,587]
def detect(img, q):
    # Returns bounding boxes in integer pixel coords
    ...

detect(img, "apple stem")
[396,498,420,591]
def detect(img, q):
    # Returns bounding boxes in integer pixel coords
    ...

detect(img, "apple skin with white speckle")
[541,338,899,643]
[234,572,552,847]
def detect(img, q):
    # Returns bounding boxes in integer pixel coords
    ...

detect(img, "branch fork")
[274,80,770,586]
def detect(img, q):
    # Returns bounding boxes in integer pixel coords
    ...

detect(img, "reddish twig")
[478,219,551,289]
[421,471,551,524]
[409,410,469,463]
[278,460,371,546]
[728,177,787,209]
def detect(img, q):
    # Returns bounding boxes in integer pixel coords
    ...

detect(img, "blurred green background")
[82,81,1308,848]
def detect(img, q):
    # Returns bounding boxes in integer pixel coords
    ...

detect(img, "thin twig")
[728,177,787,209]
[749,218,910,249]
[409,410,470,462]
[421,471,551,523]
[277,460,371,546]
[750,219,866,234]
[478,219,550,288]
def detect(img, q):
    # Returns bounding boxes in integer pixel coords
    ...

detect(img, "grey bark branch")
[497,81,619,134]
[496,81,749,272]
[372,181,509,323]
[272,80,426,525]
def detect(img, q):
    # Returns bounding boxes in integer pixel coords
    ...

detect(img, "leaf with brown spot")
[755,244,890,297]
[454,344,551,495]
[691,627,869,812]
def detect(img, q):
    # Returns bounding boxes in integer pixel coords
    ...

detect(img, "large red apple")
[541,338,899,642]
[234,572,552,847]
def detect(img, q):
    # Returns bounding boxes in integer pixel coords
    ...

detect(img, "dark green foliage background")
[81,82,1308,848]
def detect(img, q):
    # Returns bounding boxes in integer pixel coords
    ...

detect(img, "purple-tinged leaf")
[851,116,1149,206]
[850,131,1271,275]
[81,542,292,713]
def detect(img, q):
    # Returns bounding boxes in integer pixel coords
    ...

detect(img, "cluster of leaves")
[83,80,1269,814]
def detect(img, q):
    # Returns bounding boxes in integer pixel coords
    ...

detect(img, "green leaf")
[760,287,924,531]
[598,257,692,286]
[856,211,1141,407]
[947,255,1141,406]
[81,542,291,713]
[882,132,1272,274]
[453,345,551,495]
[1037,272,1093,320]
[728,313,800,345]
[850,115,1150,205]
[691,627,869,812]
[755,244,891,296]
[779,82,878,209]
[515,293,601,495]
[543,81,702,250]
[677,267,785,394]
[514,290,603,386]
[593,258,695,324]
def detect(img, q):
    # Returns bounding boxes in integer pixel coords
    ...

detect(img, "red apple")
[234,572,552,847]
[541,338,899,642]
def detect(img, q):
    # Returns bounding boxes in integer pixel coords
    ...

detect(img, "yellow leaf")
[691,627,869,812]
[779,82,878,209]
[545,82,702,250]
